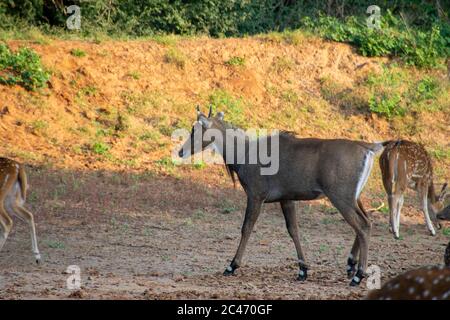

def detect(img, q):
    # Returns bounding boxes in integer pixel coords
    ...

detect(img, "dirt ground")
[0,166,448,300]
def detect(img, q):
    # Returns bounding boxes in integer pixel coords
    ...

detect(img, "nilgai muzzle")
[179,106,388,286]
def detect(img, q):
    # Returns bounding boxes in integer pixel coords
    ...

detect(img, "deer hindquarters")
[350,269,365,286]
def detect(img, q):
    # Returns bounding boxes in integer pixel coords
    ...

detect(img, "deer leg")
[0,217,12,252]
[0,176,16,252]
[280,200,308,281]
[395,194,404,236]
[224,197,263,276]
[10,203,41,263]
[388,194,400,239]
[421,193,436,236]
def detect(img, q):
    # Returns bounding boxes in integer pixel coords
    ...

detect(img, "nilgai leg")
[224,197,263,275]
[280,200,308,280]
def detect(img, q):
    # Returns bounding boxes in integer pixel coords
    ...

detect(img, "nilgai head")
[178,105,225,158]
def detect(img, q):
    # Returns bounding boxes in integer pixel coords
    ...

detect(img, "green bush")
[364,66,444,118]
[0,43,49,90]
[91,142,110,155]
[306,12,449,68]
[368,93,403,119]
[70,48,86,57]
[0,1,449,67]
[413,76,440,101]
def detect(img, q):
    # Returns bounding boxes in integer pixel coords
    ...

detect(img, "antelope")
[0,157,41,263]
[379,140,448,239]
[178,106,389,286]
[366,241,450,300]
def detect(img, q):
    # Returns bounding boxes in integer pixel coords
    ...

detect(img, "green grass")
[192,160,206,170]
[70,48,86,57]
[91,142,110,155]
[430,147,450,161]
[225,56,245,67]
[155,157,177,169]
[46,240,65,249]
[79,85,98,97]
[127,71,140,79]
[442,227,450,237]
[164,47,186,69]
[209,89,246,128]
[29,120,49,135]
[271,56,294,74]
[217,200,238,214]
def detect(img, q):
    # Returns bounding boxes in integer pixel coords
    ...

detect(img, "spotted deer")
[379,140,448,239]
[179,106,389,286]
[367,204,450,300]
[0,158,40,263]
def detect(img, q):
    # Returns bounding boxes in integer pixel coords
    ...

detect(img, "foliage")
[70,48,86,57]
[364,66,444,118]
[0,43,50,90]
[306,12,449,68]
[0,1,449,67]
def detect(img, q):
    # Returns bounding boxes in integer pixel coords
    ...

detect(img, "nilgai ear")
[198,115,212,128]
[208,105,213,118]
[217,111,224,120]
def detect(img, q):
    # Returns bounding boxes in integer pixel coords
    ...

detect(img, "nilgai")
[0,158,40,263]
[379,140,448,239]
[367,208,450,300]
[178,106,388,286]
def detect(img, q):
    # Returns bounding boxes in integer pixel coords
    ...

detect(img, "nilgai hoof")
[346,258,357,279]
[437,223,442,230]
[349,270,364,287]
[223,266,235,276]
[297,270,307,282]
[35,254,41,265]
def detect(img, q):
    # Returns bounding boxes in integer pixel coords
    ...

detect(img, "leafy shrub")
[413,76,440,101]
[0,1,449,67]
[306,12,449,68]
[368,93,403,119]
[225,56,245,67]
[91,142,110,155]
[70,48,86,57]
[364,67,443,118]
[0,43,49,90]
